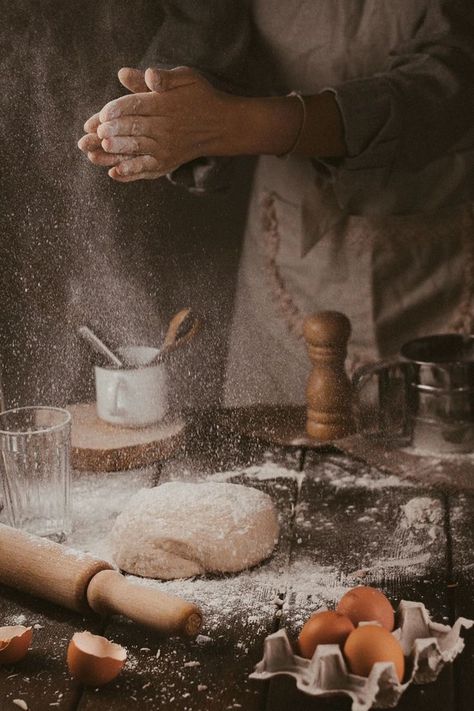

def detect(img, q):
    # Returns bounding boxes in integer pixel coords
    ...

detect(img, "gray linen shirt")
[142,0,474,214]
[139,1,474,406]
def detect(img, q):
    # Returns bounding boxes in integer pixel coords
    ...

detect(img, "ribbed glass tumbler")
[0,407,71,541]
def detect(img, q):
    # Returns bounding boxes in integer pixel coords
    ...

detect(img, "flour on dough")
[110,481,280,579]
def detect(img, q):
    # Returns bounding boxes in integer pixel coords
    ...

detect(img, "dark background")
[0,1,252,410]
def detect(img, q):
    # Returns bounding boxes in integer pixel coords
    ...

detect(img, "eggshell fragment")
[344,625,405,682]
[298,611,355,659]
[67,631,127,686]
[336,586,395,631]
[0,626,33,664]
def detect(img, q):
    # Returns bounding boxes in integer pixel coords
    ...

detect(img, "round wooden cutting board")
[68,403,186,472]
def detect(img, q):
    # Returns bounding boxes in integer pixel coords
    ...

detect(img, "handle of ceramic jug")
[111,377,128,417]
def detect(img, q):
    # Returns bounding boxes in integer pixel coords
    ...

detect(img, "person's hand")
[78,66,346,182]
[78,66,231,182]
[78,68,150,170]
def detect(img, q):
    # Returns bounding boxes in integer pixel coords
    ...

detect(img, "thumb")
[144,66,198,93]
[118,67,148,93]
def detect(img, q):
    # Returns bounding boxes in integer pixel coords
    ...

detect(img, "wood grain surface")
[449,491,474,711]
[266,450,454,711]
[76,415,301,710]
[0,410,472,711]
[69,403,185,472]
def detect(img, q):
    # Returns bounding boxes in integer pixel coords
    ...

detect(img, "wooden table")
[1,410,473,711]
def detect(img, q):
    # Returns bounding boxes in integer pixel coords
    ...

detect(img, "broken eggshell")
[67,631,127,687]
[250,601,474,711]
[0,626,33,664]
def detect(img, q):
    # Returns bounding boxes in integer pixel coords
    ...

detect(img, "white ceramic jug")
[95,346,168,428]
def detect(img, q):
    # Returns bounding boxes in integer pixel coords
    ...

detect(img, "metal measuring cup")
[352,334,474,455]
[400,334,474,454]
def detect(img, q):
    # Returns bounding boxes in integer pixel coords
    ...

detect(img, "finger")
[87,150,133,167]
[118,67,148,94]
[101,135,158,155]
[84,112,101,133]
[145,65,197,93]
[78,133,102,152]
[99,92,159,122]
[112,154,161,177]
[109,169,163,183]
[97,116,159,139]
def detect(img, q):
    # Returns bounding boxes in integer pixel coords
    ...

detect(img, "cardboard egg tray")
[250,601,473,711]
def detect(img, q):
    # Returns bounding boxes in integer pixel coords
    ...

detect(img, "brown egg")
[298,610,355,659]
[67,631,127,687]
[344,625,405,682]
[336,586,395,631]
[0,626,33,664]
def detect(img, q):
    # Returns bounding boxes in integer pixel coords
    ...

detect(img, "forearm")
[216,91,347,158]
[79,68,347,184]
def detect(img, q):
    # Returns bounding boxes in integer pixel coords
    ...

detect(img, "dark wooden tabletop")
[1,412,473,711]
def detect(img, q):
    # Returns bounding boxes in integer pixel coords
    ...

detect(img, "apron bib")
[224,1,473,406]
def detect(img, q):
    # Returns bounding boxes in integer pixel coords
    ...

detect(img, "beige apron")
[224,0,474,406]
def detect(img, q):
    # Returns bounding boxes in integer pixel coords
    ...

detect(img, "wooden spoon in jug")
[152,308,201,364]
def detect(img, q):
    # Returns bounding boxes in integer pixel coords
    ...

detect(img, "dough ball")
[110,481,280,579]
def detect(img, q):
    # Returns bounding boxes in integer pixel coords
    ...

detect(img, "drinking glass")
[0,406,71,541]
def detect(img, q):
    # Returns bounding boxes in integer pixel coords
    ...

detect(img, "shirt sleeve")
[140,1,255,92]
[321,0,474,214]
[140,1,254,192]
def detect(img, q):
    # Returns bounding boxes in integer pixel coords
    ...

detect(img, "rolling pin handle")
[86,569,203,638]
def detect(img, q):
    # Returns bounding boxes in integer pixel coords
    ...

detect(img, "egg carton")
[250,600,473,711]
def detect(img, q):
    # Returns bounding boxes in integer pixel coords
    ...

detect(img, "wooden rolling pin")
[0,523,202,638]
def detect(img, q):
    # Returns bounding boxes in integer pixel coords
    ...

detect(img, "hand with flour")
[78,65,345,182]
[79,66,240,182]
[78,67,147,171]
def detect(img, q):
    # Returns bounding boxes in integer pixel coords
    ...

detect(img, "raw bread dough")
[110,481,280,579]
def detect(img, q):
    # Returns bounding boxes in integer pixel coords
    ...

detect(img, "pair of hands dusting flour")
[110,482,280,579]
[78,67,228,182]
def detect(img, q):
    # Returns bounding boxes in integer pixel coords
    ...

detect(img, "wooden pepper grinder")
[304,311,354,441]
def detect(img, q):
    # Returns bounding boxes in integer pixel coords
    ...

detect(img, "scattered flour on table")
[209,460,304,486]
[310,458,414,490]
[351,496,444,579]
[397,448,474,489]
[63,461,443,642]
[127,566,285,640]
[401,496,443,534]
[1,459,448,706]
[67,467,155,561]
[402,448,474,464]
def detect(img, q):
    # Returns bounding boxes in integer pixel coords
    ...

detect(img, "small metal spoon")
[152,308,201,364]
[78,326,123,368]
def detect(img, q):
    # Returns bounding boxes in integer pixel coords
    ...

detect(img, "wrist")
[215,94,302,157]
[211,90,346,159]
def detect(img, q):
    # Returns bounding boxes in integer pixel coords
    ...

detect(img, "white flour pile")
[348,496,444,581]
[63,459,447,645]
